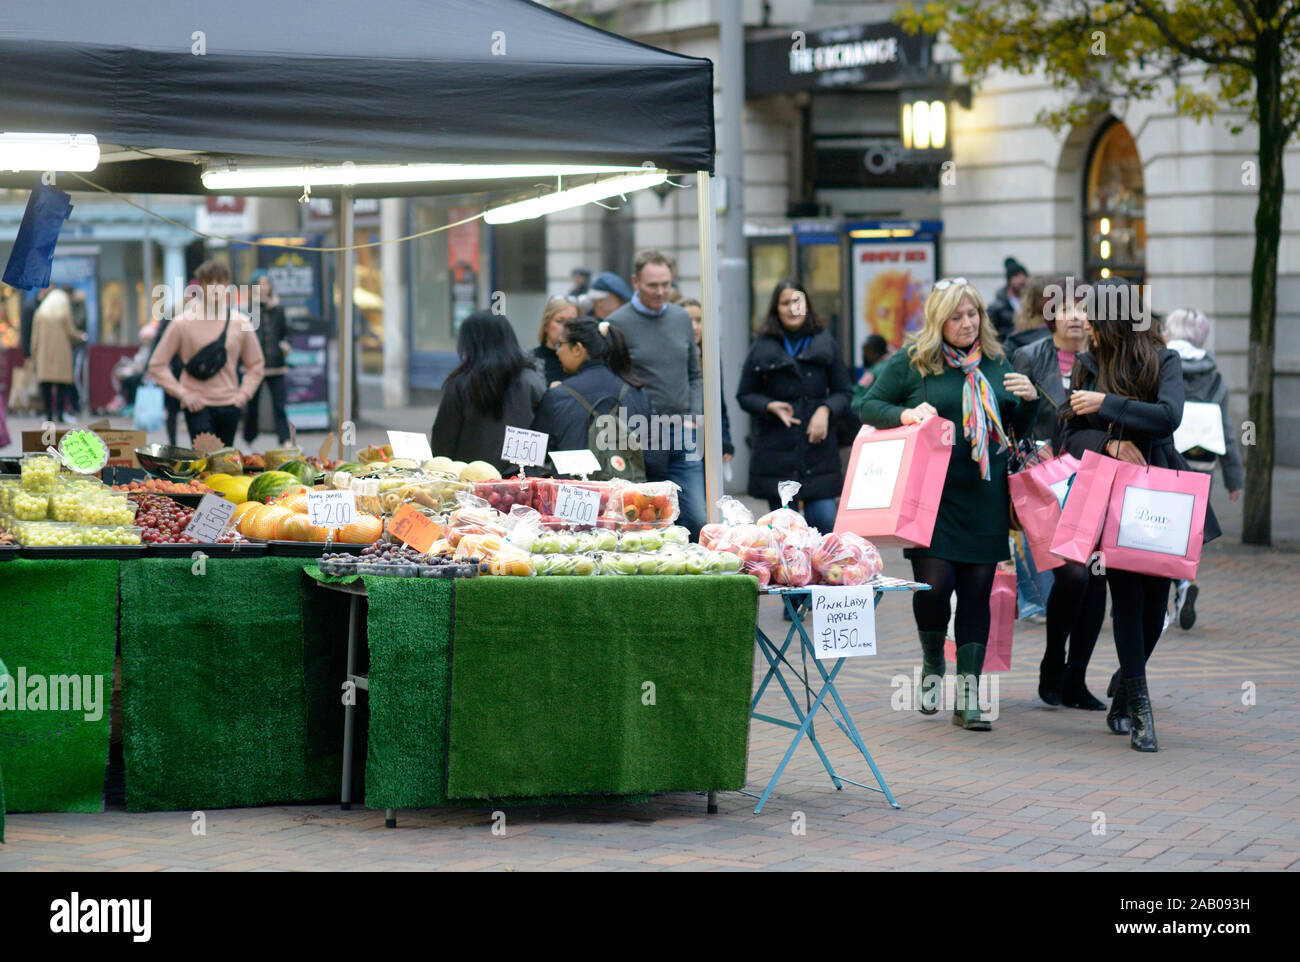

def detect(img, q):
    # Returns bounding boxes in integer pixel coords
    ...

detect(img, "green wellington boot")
[952,643,992,731]
[917,630,947,715]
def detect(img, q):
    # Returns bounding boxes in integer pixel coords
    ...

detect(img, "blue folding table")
[743,577,930,814]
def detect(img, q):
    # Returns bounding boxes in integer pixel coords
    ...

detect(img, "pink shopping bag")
[833,416,953,547]
[1050,449,1121,566]
[945,563,1015,672]
[1098,462,1212,580]
[1009,453,1081,572]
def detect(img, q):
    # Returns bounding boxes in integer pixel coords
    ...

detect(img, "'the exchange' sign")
[811,586,877,660]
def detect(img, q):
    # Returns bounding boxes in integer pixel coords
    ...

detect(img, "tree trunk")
[1243,30,1283,546]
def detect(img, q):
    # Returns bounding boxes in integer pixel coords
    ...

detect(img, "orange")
[279,491,310,514]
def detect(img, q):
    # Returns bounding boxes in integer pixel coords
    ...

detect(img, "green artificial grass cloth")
[0,560,118,813]
[447,575,758,800]
[358,575,453,810]
[120,557,337,811]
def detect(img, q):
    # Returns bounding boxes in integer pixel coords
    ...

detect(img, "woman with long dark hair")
[530,317,667,479]
[1012,279,1107,710]
[1061,284,1221,751]
[856,279,1039,729]
[736,280,853,533]
[431,310,546,473]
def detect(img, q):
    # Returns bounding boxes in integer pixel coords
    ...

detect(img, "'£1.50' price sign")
[553,485,602,526]
[810,585,877,661]
[501,426,547,467]
[307,489,357,528]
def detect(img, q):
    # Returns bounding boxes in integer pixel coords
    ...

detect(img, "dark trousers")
[1044,561,1108,673]
[910,556,997,649]
[165,395,181,448]
[40,381,72,424]
[1107,569,1172,679]
[185,404,242,448]
[243,374,291,446]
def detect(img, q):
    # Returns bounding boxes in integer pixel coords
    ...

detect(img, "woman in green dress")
[854,279,1040,729]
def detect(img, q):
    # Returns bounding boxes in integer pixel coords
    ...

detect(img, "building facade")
[541,0,1300,488]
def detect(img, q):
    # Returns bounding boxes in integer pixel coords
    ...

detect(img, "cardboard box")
[22,420,149,469]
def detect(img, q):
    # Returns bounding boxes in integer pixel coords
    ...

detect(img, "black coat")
[431,364,546,475]
[736,330,853,502]
[1012,334,1071,449]
[1061,350,1221,543]
[1004,324,1051,356]
[988,288,1017,341]
[531,344,564,385]
[530,359,667,478]
[256,304,290,370]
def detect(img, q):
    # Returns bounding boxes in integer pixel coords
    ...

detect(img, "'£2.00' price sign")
[553,485,602,526]
[307,489,357,528]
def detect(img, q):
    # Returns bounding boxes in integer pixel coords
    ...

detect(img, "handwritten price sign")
[501,426,548,467]
[307,489,356,528]
[388,503,440,553]
[187,494,237,543]
[553,485,602,526]
[811,586,877,660]
[53,430,109,474]
[549,449,602,478]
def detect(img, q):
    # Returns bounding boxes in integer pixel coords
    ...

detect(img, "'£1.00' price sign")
[307,489,357,528]
[553,484,602,526]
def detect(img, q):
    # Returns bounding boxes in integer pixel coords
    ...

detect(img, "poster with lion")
[851,240,935,355]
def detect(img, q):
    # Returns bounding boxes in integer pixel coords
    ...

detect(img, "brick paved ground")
[1,451,1296,870]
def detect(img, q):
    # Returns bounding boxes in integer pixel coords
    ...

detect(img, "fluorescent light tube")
[0,133,99,172]
[201,162,650,191]
[483,171,668,225]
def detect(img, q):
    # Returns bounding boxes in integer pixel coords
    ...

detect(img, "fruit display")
[470,479,537,514]
[10,491,50,521]
[611,482,679,528]
[131,493,247,544]
[206,448,245,475]
[458,460,503,483]
[201,474,254,504]
[9,519,142,546]
[20,454,60,492]
[0,530,14,546]
[111,478,213,496]
[76,496,138,526]
[246,470,307,504]
[277,459,318,486]
[319,542,479,578]
[810,531,883,585]
[241,452,265,472]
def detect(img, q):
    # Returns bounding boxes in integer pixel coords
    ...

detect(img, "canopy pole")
[339,188,355,460]
[697,171,723,524]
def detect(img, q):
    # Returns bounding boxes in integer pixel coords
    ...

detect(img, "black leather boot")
[952,644,991,731]
[1038,654,1064,706]
[1125,676,1158,752]
[1062,664,1105,710]
[1105,671,1131,734]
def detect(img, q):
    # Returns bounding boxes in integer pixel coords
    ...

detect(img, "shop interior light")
[901,103,912,150]
[201,162,649,191]
[912,101,931,150]
[900,100,948,152]
[929,102,946,150]
[0,133,99,172]
[850,228,892,238]
[1100,239,1111,259]
[483,171,668,225]
[890,228,916,237]
[1100,267,1112,279]
[1100,217,1111,234]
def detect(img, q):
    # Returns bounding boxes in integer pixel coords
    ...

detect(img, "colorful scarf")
[941,341,1009,480]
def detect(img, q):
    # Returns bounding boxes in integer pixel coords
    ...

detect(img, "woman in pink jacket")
[148,260,264,447]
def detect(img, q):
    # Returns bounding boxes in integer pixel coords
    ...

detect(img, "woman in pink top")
[148,260,264,447]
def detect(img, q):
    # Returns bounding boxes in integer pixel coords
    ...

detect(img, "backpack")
[560,382,646,482]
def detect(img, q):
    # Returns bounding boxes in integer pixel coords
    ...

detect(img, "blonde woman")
[30,289,86,425]
[854,279,1039,729]
[532,296,579,386]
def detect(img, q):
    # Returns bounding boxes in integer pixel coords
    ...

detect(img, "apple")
[684,554,708,575]
[570,556,596,576]
[620,530,643,552]
[639,530,664,552]
[663,525,690,546]
[572,531,596,553]
[637,554,661,575]
[822,563,844,585]
[593,530,619,552]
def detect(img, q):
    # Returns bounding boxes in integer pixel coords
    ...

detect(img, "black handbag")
[183,314,232,381]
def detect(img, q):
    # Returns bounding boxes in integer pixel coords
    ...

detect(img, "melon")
[247,470,305,504]
[459,460,502,482]
[278,460,317,486]
[426,456,457,476]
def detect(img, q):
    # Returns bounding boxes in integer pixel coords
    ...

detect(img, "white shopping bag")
[1173,401,1226,456]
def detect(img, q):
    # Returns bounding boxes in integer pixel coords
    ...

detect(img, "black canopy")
[0,0,715,196]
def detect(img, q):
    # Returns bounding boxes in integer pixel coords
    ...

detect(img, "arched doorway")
[1083,120,1146,284]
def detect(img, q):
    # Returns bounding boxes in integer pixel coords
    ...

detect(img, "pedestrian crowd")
[428,250,1240,755]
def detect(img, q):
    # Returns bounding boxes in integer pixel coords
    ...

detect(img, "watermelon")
[336,462,363,475]
[278,459,317,486]
[247,470,305,504]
